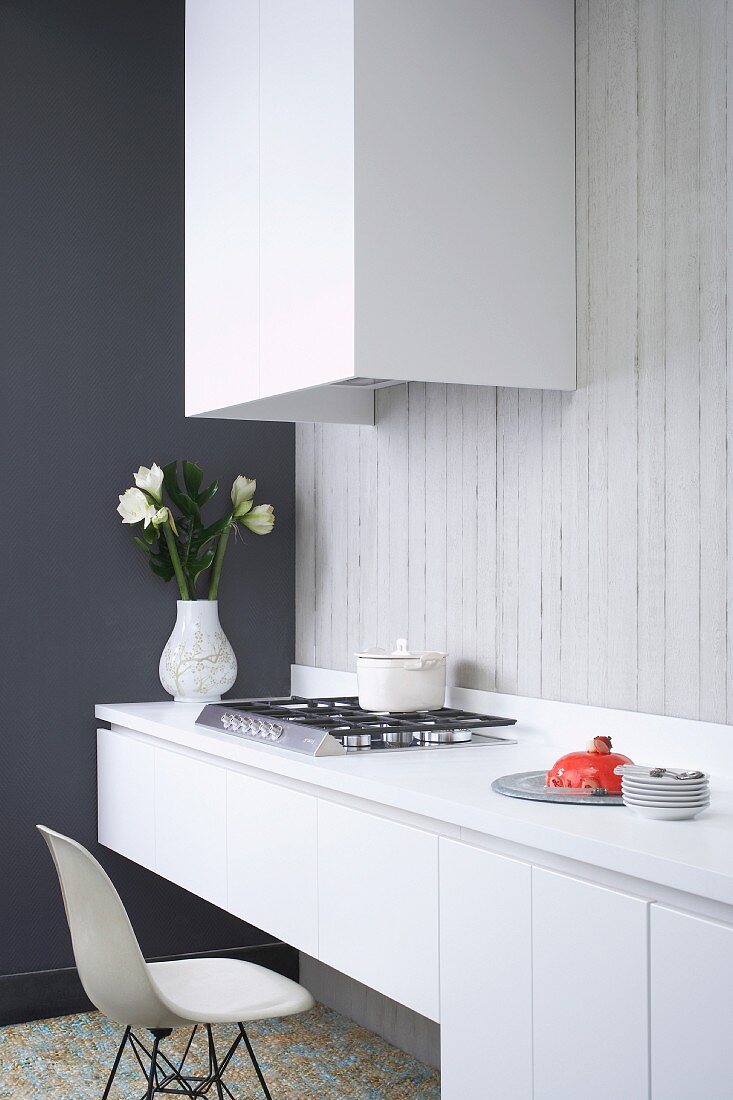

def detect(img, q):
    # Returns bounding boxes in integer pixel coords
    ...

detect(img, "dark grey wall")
[0,0,295,976]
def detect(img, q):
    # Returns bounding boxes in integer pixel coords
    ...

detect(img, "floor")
[0,1003,440,1099]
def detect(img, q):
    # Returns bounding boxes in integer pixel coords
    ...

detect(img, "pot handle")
[408,652,444,670]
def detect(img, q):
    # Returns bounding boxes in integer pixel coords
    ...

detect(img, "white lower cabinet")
[227,771,318,956]
[532,868,650,1100]
[154,748,228,910]
[651,905,733,1099]
[100,729,733,1100]
[317,801,440,1021]
[97,729,156,872]
[439,840,533,1100]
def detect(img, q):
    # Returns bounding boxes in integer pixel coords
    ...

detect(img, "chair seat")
[147,956,315,1025]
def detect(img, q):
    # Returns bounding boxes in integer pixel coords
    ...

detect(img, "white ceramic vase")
[159,600,237,703]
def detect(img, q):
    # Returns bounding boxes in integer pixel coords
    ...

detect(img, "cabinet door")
[318,801,439,1020]
[97,729,155,872]
[533,868,649,1100]
[154,748,227,910]
[185,0,260,416]
[651,905,733,1099]
[439,840,532,1100]
[227,771,318,955]
[259,0,355,398]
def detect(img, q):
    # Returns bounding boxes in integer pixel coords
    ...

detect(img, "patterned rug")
[0,1003,440,1099]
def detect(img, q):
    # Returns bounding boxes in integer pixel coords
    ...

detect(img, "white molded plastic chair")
[38,826,315,1099]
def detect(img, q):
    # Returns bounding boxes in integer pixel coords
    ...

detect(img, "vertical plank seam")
[698,1,703,718]
[635,0,641,714]
[635,0,641,711]
[496,389,501,688]
[540,393,545,698]
[604,0,611,707]
[402,387,407,642]
[721,0,726,721]
[585,0,591,707]
[662,0,668,715]
[584,0,592,706]
[444,385,449,667]
[495,389,500,691]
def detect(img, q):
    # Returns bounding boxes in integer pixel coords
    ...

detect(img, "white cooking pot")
[355,639,447,712]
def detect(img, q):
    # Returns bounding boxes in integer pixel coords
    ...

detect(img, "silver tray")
[492,770,624,805]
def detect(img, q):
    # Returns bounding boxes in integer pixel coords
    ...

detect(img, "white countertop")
[96,696,733,908]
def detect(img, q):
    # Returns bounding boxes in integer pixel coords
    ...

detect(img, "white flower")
[231,475,256,518]
[151,506,179,536]
[133,463,164,503]
[117,487,156,527]
[241,503,275,535]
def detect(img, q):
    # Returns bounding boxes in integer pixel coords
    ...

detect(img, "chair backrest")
[38,826,178,1028]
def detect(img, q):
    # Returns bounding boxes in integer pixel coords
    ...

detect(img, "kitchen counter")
[96,690,733,909]
[97,675,733,1096]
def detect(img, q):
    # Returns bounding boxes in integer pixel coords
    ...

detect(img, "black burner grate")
[225,696,516,736]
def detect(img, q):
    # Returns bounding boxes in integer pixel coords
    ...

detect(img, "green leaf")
[198,480,218,506]
[149,558,174,581]
[183,460,203,499]
[187,546,216,582]
[134,536,152,554]
[199,514,234,545]
[162,461,200,520]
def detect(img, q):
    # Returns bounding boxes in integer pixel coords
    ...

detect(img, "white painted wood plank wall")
[296,0,732,724]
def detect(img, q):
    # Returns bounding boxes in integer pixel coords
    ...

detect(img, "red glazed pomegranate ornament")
[546,736,633,793]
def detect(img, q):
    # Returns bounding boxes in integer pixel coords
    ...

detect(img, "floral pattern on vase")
[159,600,237,702]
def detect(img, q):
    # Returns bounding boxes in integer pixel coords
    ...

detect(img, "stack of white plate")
[616,766,710,820]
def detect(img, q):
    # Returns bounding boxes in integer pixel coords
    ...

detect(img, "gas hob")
[196,696,517,757]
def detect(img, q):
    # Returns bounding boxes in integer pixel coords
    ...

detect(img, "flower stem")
[163,521,189,600]
[208,526,231,600]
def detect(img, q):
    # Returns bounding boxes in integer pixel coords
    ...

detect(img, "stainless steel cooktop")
[196,696,517,757]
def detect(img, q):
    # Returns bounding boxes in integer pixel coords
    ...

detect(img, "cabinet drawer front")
[227,771,318,955]
[318,801,439,1021]
[532,868,649,1100]
[154,748,227,910]
[97,729,155,871]
[651,905,733,1099]
[439,840,532,1100]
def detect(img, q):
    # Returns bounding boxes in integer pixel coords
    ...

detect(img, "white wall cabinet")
[318,801,440,1020]
[227,771,318,956]
[532,868,650,1100]
[651,905,733,1099]
[97,729,156,873]
[439,840,533,1100]
[154,748,228,910]
[185,0,576,424]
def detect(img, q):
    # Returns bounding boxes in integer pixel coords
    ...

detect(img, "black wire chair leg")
[239,1025,274,1100]
[143,1033,162,1100]
[176,1024,198,1079]
[214,1029,244,1100]
[206,1025,225,1100]
[101,1026,131,1100]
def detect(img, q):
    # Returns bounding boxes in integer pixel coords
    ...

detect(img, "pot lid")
[354,638,447,660]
